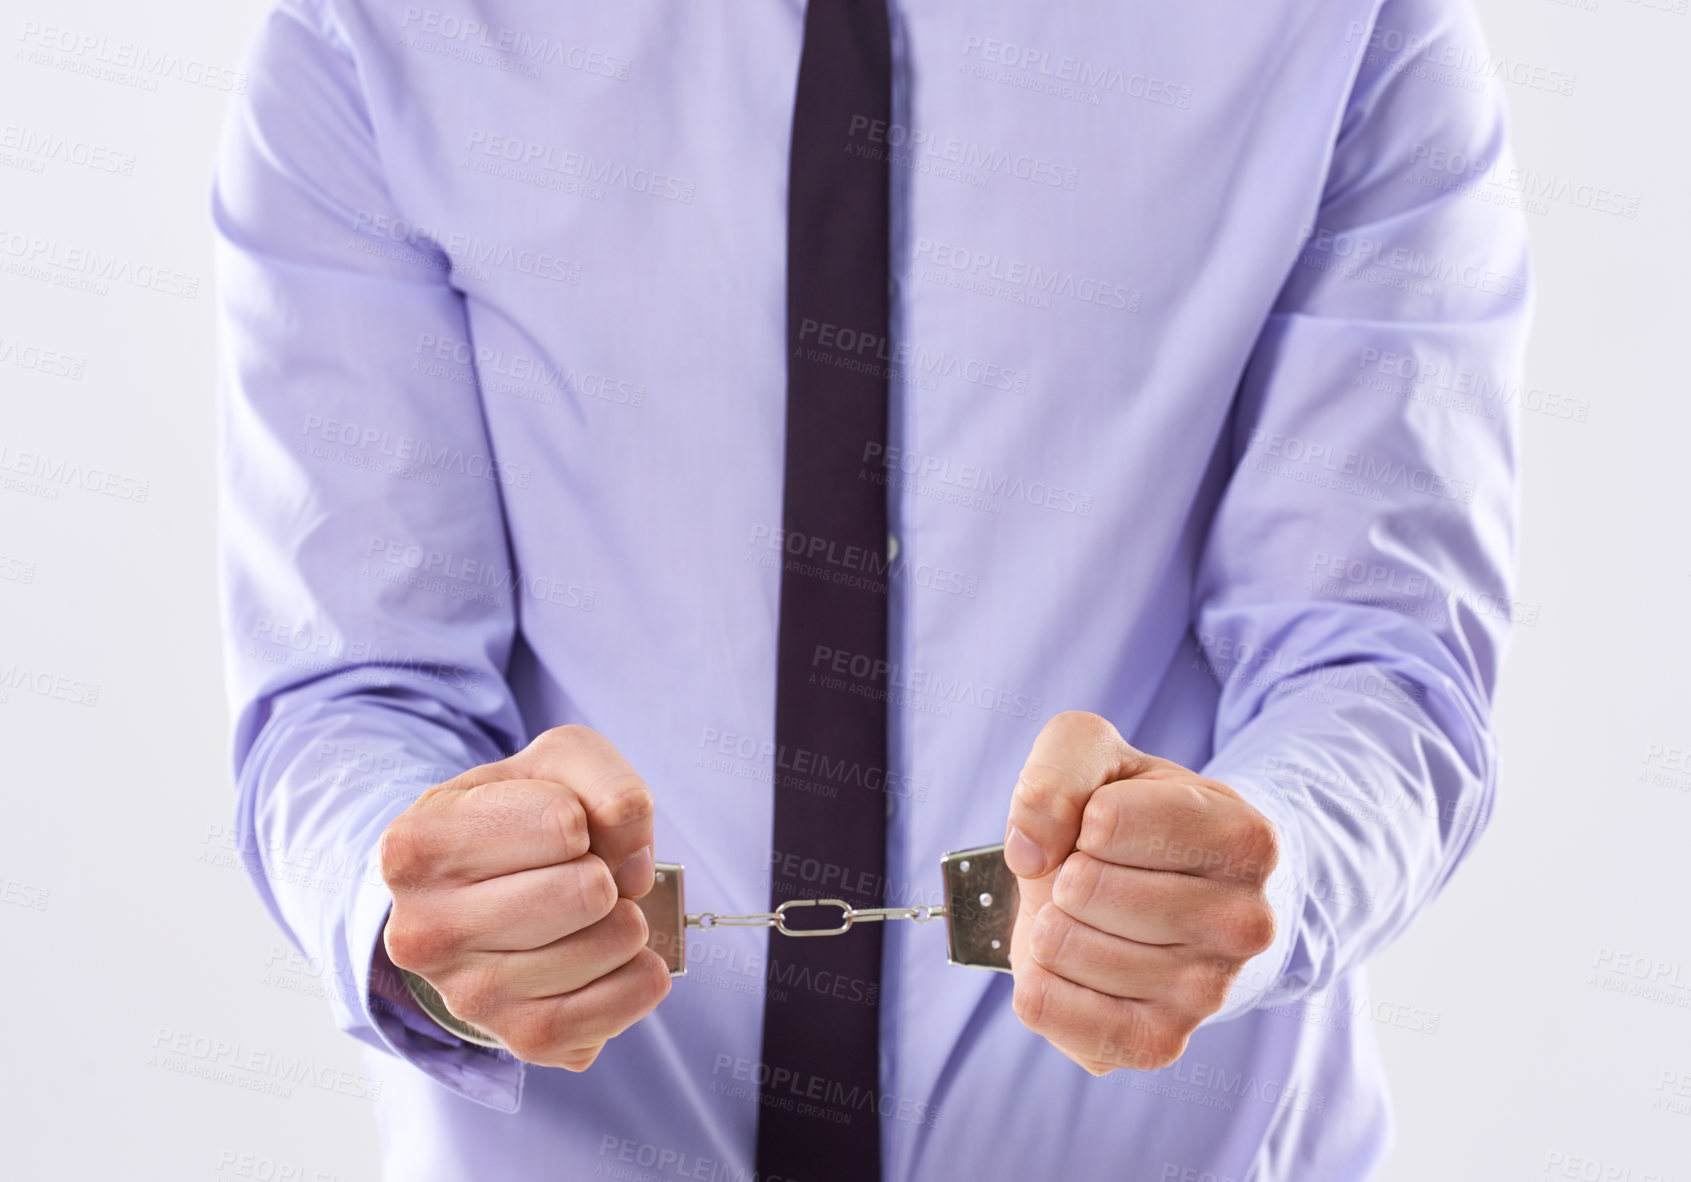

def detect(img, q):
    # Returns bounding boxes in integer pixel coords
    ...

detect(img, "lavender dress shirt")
[213,0,1531,1178]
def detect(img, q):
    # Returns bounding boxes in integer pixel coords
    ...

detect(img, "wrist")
[1204,774,1308,1021]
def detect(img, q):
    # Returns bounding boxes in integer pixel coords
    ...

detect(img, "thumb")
[494,726,657,898]
[1003,711,1150,880]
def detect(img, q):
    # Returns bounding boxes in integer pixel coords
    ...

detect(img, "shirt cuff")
[349,854,526,1113]
[1199,766,1309,1025]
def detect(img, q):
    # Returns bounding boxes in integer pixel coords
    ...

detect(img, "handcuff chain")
[687,898,947,938]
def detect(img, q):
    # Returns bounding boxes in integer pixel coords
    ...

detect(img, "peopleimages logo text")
[1246,429,1476,504]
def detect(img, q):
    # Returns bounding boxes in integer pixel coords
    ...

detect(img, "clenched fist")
[1003,712,1282,1074]
[378,725,672,1070]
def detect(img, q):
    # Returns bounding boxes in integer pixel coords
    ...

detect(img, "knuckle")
[1246,897,1279,954]
[1228,813,1281,883]
[1029,903,1074,967]
[1052,852,1101,914]
[1219,896,1277,957]
[553,1046,603,1073]
[498,1024,549,1064]
[1077,791,1120,854]
[440,961,504,1024]
[1095,1009,1156,1071]
[628,949,674,1012]
[1169,781,1212,828]
[594,775,655,833]
[572,856,619,921]
[540,791,591,860]
[377,820,428,892]
[533,724,594,760]
[1102,1011,1141,1069]
[522,726,596,787]
[383,912,454,972]
[1090,1034,1126,1073]
[1010,966,1050,1029]
[1108,1011,1185,1071]
[1138,1025,1189,1071]
[1013,764,1079,822]
[1049,710,1113,745]
[1083,1025,1126,1074]
[1256,816,1282,877]
[1181,958,1236,1014]
[609,899,651,956]
[1051,710,1132,766]
[501,1002,571,1063]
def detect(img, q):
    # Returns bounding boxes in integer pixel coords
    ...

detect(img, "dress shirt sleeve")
[212,0,528,1110]
[1194,0,1532,1022]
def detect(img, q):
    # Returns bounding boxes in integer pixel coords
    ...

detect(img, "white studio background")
[0,2,1684,1179]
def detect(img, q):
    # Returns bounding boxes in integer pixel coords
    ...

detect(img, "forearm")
[1197,623,1497,1018]
[234,687,501,1033]
[1186,0,1530,1021]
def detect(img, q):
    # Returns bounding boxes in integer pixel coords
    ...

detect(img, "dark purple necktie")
[757,2,893,1180]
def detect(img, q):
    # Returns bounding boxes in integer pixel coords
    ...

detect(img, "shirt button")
[887,532,900,562]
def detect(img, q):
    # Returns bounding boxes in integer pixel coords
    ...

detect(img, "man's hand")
[1002,711,1281,1075]
[378,725,671,1070]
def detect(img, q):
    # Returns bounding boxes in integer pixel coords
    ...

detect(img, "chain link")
[687,898,947,938]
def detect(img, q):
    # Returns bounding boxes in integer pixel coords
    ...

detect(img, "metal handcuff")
[401,843,1020,1049]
